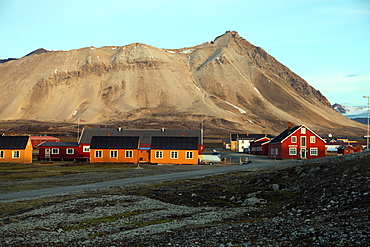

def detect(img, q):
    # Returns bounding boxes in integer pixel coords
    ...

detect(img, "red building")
[337,145,364,155]
[250,137,271,155]
[29,136,60,148]
[268,125,326,159]
[38,142,89,161]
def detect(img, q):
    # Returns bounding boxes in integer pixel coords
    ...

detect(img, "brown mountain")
[0,31,365,136]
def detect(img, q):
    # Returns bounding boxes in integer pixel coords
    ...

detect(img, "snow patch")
[254,87,265,100]
[165,50,176,54]
[181,49,196,54]
[226,110,239,116]
[225,101,246,114]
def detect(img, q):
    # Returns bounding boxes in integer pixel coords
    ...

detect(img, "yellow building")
[0,136,33,164]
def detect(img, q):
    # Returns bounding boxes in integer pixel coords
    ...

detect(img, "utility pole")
[364,96,369,151]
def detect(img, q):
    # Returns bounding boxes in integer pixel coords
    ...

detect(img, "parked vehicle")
[198,154,221,165]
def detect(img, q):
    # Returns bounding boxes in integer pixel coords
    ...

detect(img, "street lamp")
[364,96,370,151]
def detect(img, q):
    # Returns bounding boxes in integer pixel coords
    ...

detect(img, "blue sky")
[1,0,369,106]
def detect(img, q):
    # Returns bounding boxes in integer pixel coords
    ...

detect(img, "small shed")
[250,137,271,155]
[0,136,33,164]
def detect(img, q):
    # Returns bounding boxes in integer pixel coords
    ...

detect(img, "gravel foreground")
[1,152,369,246]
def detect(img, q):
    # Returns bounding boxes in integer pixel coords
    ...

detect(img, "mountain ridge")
[0,31,365,136]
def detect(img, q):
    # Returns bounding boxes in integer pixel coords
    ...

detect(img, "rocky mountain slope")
[0,31,365,135]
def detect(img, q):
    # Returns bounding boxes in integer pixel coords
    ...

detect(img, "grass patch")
[0,163,139,181]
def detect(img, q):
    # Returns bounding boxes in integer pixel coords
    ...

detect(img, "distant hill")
[333,103,368,124]
[0,31,365,136]
[0,58,18,64]
[0,48,53,64]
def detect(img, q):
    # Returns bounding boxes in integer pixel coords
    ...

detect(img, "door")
[300,148,306,159]
[138,150,149,163]
[45,148,51,158]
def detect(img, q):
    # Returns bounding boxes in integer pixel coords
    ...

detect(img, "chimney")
[107,132,111,136]
[288,122,293,130]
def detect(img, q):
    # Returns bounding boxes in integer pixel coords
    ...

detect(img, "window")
[301,136,306,147]
[110,150,118,158]
[155,151,163,159]
[185,151,193,159]
[12,151,20,159]
[170,151,178,159]
[289,148,297,155]
[66,148,74,155]
[310,148,318,156]
[0,150,4,158]
[291,136,297,143]
[83,146,90,152]
[95,150,102,158]
[52,148,59,154]
[125,150,133,158]
[271,148,278,156]
[301,127,306,134]
[310,136,316,143]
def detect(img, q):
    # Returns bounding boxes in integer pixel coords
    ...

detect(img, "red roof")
[30,136,59,140]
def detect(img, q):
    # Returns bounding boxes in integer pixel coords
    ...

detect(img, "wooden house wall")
[90,149,139,163]
[150,149,198,165]
[38,145,88,160]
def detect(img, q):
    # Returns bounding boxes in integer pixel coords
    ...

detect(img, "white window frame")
[185,151,193,159]
[289,148,297,155]
[291,136,297,143]
[301,128,306,134]
[170,151,178,159]
[310,136,316,143]
[66,148,74,155]
[83,146,90,152]
[125,150,133,158]
[95,150,102,158]
[310,148,318,156]
[155,151,163,159]
[0,150,4,159]
[52,148,59,154]
[110,150,118,158]
[12,150,20,159]
[301,136,306,147]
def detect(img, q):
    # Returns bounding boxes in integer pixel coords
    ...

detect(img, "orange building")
[89,136,140,163]
[150,136,199,165]
[0,136,33,164]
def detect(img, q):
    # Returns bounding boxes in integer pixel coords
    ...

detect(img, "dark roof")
[0,136,30,149]
[151,137,199,150]
[38,142,79,147]
[79,128,203,145]
[269,126,301,144]
[90,136,139,149]
[230,133,274,141]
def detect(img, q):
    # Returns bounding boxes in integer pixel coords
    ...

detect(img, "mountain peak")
[24,48,53,57]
